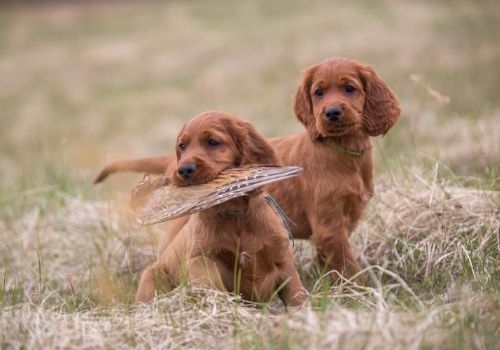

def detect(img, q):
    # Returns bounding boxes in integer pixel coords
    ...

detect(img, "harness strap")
[264,195,296,246]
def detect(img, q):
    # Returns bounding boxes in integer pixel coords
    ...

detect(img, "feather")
[133,165,302,225]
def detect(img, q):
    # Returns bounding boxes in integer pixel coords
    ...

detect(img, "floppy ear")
[293,64,320,140]
[359,64,401,136]
[230,119,278,166]
[174,124,186,160]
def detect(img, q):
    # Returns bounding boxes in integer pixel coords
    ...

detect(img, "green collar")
[264,195,295,246]
[319,137,365,157]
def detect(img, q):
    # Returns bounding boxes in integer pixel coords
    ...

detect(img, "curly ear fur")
[294,64,320,140]
[229,119,278,166]
[359,64,401,136]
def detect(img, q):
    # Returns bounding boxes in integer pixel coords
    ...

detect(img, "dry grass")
[1,170,498,349]
[0,0,499,349]
[1,289,497,349]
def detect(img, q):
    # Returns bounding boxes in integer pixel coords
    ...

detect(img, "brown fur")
[272,58,400,276]
[134,111,305,305]
[96,58,400,280]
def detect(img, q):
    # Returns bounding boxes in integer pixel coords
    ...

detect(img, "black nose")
[325,107,343,121]
[177,163,196,180]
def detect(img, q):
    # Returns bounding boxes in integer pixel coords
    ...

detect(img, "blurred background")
[1,0,498,197]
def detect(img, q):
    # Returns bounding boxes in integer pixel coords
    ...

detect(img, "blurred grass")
[0,0,499,196]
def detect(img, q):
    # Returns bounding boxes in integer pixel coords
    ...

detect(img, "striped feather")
[136,165,302,225]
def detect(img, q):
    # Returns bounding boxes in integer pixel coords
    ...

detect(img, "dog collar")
[218,209,246,217]
[320,137,365,157]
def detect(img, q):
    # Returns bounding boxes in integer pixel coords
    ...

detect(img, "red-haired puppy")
[134,111,305,305]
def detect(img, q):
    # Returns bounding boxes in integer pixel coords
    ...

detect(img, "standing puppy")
[270,58,400,276]
[135,111,305,306]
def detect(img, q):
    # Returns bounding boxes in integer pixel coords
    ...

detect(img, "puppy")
[134,111,305,305]
[270,57,400,277]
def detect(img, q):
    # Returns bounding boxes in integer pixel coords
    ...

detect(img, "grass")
[0,0,499,348]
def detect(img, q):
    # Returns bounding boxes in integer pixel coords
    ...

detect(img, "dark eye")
[207,139,220,147]
[314,88,323,97]
[178,143,186,151]
[345,84,356,93]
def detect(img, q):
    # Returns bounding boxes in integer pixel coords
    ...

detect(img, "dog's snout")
[177,163,197,180]
[325,106,343,122]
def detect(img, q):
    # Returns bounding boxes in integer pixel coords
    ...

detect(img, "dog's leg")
[135,262,174,303]
[135,229,192,303]
[278,258,307,306]
[310,215,362,282]
[158,216,191,255]
[185,256,232,292]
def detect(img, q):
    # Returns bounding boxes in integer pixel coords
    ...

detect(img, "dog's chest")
[305,150,372,199]
[215,229,279,274]
[307,169,365,201]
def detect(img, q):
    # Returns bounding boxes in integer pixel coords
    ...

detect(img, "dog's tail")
[94,155,176,184]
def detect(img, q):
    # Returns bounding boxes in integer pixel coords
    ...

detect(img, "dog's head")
[294,57,401,140]
[172,111,277,186]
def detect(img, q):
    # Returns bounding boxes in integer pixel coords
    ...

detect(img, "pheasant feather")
[133,165,302,225]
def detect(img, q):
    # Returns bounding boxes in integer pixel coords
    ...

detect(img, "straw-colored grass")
[1,170,498,349]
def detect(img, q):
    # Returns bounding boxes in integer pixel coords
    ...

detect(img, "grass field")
[0,0,499,348]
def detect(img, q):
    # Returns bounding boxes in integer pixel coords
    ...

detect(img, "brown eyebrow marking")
[200,129,226,140]
[311,79,327,90]
[341,79,361,87]
[178,134,190,144]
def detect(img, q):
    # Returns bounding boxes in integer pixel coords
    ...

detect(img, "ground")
[0,0,499,349]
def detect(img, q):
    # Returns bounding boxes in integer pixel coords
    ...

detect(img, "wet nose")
[325,106,343,122]
[177,163,196,180]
